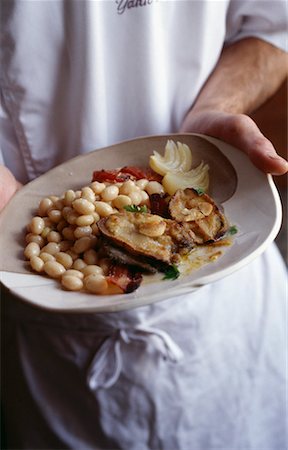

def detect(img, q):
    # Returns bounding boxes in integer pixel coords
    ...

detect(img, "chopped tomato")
[92,169,130,183]
[121,166,162,182]
[92,166,162,184]
[107,264,143,293]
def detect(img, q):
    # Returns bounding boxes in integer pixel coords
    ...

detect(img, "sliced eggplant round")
[169,188,229,243]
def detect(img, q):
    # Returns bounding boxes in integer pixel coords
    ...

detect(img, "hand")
[0,165,22,212]
[180,110,288,176]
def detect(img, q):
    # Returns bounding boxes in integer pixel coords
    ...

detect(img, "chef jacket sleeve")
[225,0,288,52]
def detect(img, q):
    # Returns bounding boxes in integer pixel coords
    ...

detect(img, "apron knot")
[87,325,183,390]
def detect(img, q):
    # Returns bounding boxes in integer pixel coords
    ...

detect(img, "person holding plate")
[1,1,287,449]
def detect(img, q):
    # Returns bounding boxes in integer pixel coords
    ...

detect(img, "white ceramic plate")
[0,134,282,313]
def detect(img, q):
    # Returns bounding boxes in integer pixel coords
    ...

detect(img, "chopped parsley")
[194,187,205,196]
[228,225,238,235]
[163,264,180,281]
[124,204,148,213]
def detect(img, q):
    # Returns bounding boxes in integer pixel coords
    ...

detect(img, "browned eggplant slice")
[169,188,229,243]
[98,211,196,266]
[99,240,158,273]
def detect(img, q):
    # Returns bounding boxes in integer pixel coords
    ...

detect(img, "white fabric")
[3,244,287,449]
[1,1,288,449]
[1,0,287,183]
[87,326,184,390]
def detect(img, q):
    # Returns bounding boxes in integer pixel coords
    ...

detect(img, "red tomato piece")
[92,169,119,182]
[120,166,162,182]
[120,166,148,180]
[92,166,162,183]
[107,264,143,293]
[92,169,131,183]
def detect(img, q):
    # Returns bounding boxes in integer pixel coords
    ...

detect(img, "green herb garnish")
[228,225,238,235]
[163,264,180,281]
[124,204,148,213]
[194,187,205,196]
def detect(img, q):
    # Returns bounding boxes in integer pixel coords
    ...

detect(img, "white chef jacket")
[1,0,287,182]
[1,1,287,449]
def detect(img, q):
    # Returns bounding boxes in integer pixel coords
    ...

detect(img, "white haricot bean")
[128,190,142,206]
[61,275,84,291]
[30,217,45,235]
[38,197,53,216]
[74,225,92,239]
[98,258,110,275]
[48,195,59,203]
[57,219,68,233]
[101,185,119,202]
[72,198,95,215]
[25,233,45,248]
[112,195,132,209]
[119,180,137,195]
[48,209,62,223]
[41,226,52,239]
[82,186,96,203]
[43,217,54,228]
[136,178,149,190]
[54,199,64,210]
[41,242,60,255]
[64,189,76,206]
[83,273,108,294]
[39,252,56,263]
[138,216,166,237]
[66,210,79,225]
[43,261,66,278]
[59,240,73,252]
[73,236,92,254]
[30,255,45,273]
[66,249,79,261]
[62,226,76,241]
[62,206,73,221]
[94,201,114,217]
[81,265,103,277]
[90,181,106,195]
[55,252,73,269]
[24,242,41,259]
[47,230,62,243]
[83,249,98,265]
[92,211,100,223]
[75,214,95,227]
[145,181,165,195]
[72,258,87,271]
[140,190,150,205]
[63,269,84,279]
[91,223,100,235]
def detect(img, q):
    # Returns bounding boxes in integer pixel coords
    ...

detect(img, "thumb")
[180,111,288,175]
[220,114,288,175]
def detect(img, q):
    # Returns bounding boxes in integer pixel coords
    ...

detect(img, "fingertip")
[267,154,288,176]
[250,151,288,175]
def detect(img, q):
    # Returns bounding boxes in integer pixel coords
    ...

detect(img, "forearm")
[191,38,288,115]
[180,38,288,175]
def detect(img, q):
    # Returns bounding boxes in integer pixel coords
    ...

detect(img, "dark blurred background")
[250,79,287,264]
